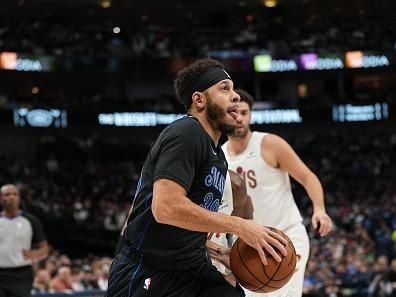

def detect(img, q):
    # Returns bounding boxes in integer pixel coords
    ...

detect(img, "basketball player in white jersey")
[219,89,333,297]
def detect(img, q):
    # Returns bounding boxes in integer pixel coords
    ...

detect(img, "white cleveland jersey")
[218,171,233,216]
[211,171,233,273]
[222,132,302,230]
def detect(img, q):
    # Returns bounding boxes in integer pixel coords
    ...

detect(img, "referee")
[0,184,49,297]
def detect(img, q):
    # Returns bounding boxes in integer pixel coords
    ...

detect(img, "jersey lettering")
[247,170,257,188]
[205,166,226,194]
[236,166,257,189]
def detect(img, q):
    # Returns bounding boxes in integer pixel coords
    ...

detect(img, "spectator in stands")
[382,258,396,295]
[43,257,58,278]
[376,258,396,297]
[96,263,110,291]
[32,269,52,294]
[50,266,74,293]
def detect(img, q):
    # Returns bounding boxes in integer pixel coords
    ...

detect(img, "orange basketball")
[230,226,297,293]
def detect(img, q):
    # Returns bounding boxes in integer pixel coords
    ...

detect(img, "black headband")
[181,67,232,105]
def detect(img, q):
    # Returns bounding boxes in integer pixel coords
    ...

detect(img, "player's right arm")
[152,178,287,264]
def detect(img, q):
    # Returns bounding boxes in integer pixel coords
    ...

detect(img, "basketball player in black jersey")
[105,58,288,297]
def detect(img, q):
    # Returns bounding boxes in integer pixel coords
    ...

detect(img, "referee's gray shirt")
[0,212,46,268]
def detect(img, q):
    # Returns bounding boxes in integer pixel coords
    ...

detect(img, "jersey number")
[202,192,220,212]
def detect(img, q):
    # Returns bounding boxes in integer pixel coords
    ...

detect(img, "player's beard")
[230,124,249,138]
[205,94,235,135]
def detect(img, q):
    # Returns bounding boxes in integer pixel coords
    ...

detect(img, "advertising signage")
[0,52,54,72]
[345,51,390,68]
[254,55,298,72]
[97,110,303,127]
[13,108,68,128]
[0,50,392,74]
[254,51,392,73]
[332,103,389,122]
[0,103,391,129]
[299,53,344,70]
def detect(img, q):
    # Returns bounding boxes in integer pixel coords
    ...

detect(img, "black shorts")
[0,266,33,297]
[105,250,245,297]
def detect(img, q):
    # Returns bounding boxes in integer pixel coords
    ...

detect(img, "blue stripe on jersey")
[136,193,153,251]
[127,256,143,297]
[124,193,153,240]
[137,216,153,251]
[145,193,152,208]
[134,173,143,198]
[105,251,129,295]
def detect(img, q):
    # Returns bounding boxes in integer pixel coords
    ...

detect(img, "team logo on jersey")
[143,278,151,290]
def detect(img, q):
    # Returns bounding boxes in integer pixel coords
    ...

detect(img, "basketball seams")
[254,252,283,291]
[230,240,262,291]
[234,239,270,291]
[253,231,289,292]
[235,239,281,292]
[269,232,296,282]
[230,228,297,294]
[238,280,261,292]
[256,231,295,291]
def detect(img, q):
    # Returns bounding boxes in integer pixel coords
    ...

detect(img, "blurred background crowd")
[0,13,395,59]
[1,126,395,296]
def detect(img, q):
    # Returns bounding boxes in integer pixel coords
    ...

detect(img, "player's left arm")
[265,134,333,237]
[229,170,253,219]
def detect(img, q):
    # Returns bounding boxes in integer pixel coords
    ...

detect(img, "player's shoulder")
[261,133,290,150]
[262,132,277,140]
[171,115,201,129]
[166,116,206,138]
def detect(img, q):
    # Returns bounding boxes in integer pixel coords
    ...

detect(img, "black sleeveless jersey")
[124,116,228,270]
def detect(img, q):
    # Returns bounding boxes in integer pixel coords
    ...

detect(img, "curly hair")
[173,58,225,111]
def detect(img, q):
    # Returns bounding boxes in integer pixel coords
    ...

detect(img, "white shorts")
[243,223,310,297]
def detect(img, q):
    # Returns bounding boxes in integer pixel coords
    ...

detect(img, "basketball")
[230,226,297,293]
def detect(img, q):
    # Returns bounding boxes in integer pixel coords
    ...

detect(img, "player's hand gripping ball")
[230,226,297,293]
